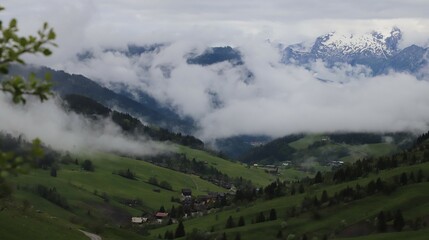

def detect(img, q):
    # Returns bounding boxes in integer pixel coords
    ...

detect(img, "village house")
[181,188,192,199]
[155,212,169,223]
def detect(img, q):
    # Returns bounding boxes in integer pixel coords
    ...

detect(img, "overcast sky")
[2,0,429,141]
[3,0,429,55]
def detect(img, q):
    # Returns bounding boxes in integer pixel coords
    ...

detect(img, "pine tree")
[159,205,166,213]
[269,208,277,220]
[299,184,305,193]
[235,232,241,240]
[417,169,424,182]
[377,211,387,232]
[238,216,245,226]
[50,167,57,177]
[393,210,405,231]
[321,190,329,203]
[290,185,296,195]
[314,171,323,183]
[225,216,235,228]
[409,172,416,183]
[256,212,266,223]
[400,172,408,185]
[221,232,227,240]
[164,230,174,239]
[313,196,320,208]
[175,221,185,238]
[167,218,173,225]
[375,178,384,191]
[276,230,283,239]
[170,205,176,218]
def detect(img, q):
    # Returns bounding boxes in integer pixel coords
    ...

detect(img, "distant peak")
[307,27,403,58]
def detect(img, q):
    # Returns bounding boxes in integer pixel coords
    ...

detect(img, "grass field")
[2,151,233,240]
[341,143,398,162]
[289,135,325,150]
[0,207,86,240]
[179,146,275,186]
[336,228,429,240]
[288,134,400,165]
[13,152,225,211]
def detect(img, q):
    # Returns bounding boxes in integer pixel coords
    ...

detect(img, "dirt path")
[79,230,102,240]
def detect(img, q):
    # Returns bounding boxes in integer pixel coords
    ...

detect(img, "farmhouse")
[181,188,192,199]
[155,212,169,223]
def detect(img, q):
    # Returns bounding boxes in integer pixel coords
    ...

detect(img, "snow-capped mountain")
[313,27,401,58]
[282,27,428,76]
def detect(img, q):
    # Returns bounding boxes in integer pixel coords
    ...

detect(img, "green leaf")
[44,72,52,81]
[19,37,28,46]
[42,48,52,56]
[9,18,17,28]
[48,29,56,40]
[0,66,9,74]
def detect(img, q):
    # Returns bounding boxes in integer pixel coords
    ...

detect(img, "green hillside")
[241,133,413,167]
[179,146,275,186]
[149,164,429,239]
[0,151,229,239]
[147,138,429,240]
[1,133,428,240]
[0,207,86,240]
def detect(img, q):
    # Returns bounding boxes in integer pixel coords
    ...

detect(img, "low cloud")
[3,0,429,141]
[56,39,429,140]
[0,94,171,156]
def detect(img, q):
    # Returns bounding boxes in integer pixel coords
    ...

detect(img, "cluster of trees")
[225,216,246,229]
[394,170,425,186]
[148,153,253,190]
[35,184,69,209]
[93,190,110,202]
[116,168,137,180]
[0,132,62,170]
[264,179,287,199]
[248,209,278,225]
[216,232,242,240]
[234,180,306,202]
[298,177,392,214]
[163,221,185,239]
[333,147,429,184]
[81,159,94,171]
[415,130,429,146]
[327,133,382,145]
[377,210,405,232]
[148,176,173,191]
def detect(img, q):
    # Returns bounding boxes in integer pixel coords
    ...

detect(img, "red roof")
[155,212,169,218]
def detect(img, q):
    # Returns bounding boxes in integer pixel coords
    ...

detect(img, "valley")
[1,2,429,240]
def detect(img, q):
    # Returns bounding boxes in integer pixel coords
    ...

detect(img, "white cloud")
[0,94,171,156]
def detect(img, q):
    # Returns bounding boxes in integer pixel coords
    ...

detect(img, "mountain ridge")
[282,27,428,75]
